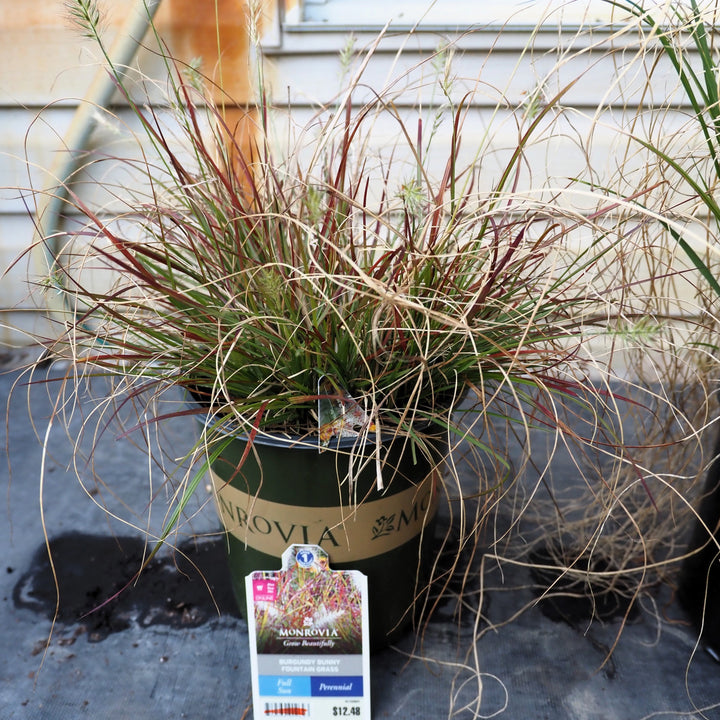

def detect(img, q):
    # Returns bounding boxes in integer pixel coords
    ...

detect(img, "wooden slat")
[262,40,688,110]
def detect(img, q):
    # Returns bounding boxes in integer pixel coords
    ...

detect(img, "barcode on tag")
[263,703,310,716]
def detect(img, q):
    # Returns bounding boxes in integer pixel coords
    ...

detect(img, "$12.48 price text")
[332,706,361,717]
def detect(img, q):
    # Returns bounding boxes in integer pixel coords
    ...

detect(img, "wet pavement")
[2,354,720,719]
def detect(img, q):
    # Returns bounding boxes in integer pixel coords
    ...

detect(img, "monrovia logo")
[215,492,343,547]
[211,471,437,562]
[277,627,340,638]
[370,488,434,540]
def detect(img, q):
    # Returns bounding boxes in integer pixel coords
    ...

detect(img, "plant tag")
[246,545,371,719]
[317,377,375,448]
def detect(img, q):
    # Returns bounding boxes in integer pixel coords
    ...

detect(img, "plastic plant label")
[317,377,375,448]
[246,545,371,719]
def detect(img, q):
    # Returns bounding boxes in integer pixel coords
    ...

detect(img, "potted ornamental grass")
[28,0,638,648]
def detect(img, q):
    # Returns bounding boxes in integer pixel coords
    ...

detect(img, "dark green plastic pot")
[209,429,443,650]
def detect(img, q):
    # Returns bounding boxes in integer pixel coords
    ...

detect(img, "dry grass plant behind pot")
[26,0,645,651]
[467,0,720,655]
[598,0,720,657]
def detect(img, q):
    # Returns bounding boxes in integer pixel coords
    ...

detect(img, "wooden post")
[160,0,261,166]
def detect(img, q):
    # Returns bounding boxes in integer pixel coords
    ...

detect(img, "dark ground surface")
[2,352,720,720]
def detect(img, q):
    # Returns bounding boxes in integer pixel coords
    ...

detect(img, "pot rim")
[194,409,446,455]
[196,409,414,451]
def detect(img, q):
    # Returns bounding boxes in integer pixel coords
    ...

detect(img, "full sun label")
[246,545,370,720]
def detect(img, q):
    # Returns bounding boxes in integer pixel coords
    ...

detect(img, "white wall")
[0,0,706,348]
